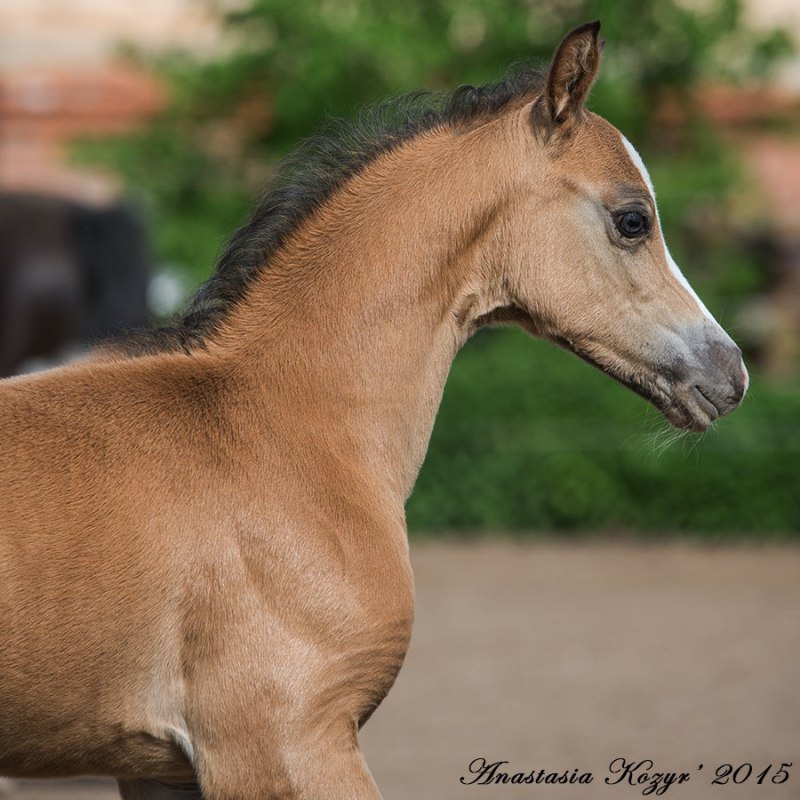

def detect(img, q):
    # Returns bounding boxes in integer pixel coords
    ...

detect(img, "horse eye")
[615,210,648,238]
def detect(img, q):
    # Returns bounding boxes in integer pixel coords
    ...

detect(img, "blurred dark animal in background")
[0,193,150,378]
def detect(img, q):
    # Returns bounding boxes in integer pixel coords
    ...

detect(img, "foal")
[0,22,746,800]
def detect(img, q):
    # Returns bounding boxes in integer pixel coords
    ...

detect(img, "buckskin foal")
[0,22,747,800]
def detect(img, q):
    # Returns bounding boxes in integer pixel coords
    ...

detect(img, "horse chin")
[552,335,741,435]
[608,372,720,434]
[657,391,717,433]
[564,343,716,434]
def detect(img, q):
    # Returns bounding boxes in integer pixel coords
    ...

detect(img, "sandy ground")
[4,541,799,800]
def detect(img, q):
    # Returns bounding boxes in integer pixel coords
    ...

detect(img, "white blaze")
[619,133,716,324]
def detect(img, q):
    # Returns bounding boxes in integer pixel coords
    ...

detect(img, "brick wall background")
[0,0,223,203]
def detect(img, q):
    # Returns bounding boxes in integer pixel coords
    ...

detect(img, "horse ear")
[542,21,602,131]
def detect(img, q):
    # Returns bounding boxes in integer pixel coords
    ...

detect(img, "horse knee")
[197,744,381,800]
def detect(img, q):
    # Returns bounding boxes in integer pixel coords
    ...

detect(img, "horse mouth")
[614,373,722,433]
[658,385,724,433]
[557,338,720,433]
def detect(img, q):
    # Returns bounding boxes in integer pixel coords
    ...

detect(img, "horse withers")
[0,22,746,800]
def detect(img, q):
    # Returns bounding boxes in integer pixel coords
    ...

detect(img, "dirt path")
[5,541,799,799]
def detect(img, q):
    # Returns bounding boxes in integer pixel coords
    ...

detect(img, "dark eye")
[615,210,649,238]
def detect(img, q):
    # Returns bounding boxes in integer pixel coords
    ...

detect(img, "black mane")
[116,64,545,356]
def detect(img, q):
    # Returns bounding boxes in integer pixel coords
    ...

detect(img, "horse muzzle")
[661,328,747,433]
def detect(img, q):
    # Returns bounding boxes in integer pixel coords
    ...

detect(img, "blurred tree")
[192,0,792,148]
[80,0,792,281]
[78,0,800,535]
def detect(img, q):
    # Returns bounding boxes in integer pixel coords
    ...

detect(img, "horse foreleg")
[117,779,205,800]
[197,742,382,800]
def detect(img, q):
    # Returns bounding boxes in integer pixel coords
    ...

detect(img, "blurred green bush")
[77,0,799,534]
[409,329,800,536]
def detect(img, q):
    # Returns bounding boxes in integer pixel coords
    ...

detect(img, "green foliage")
[74,129,251,274]
[79,0,792,283]
[407,329,800,536]
[204,0,793,147]
[77,0,798,535]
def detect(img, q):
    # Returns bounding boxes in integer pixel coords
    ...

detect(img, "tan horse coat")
[0,22,745,800]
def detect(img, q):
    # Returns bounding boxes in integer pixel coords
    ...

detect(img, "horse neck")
[214,120,521,503]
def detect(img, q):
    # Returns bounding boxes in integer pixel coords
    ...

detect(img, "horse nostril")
[720,370,747,410]
[708,339,747,405]
[730,360,748,405]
